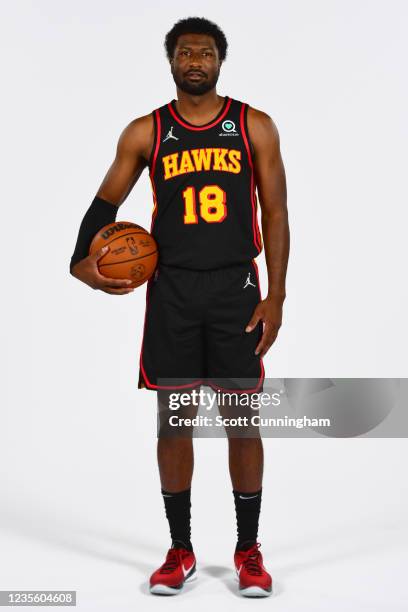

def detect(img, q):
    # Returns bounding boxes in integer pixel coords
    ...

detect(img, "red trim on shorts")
[206,359,265,394]
[251,258,265,380]
[240,103,262,252]
[167,97,232,131]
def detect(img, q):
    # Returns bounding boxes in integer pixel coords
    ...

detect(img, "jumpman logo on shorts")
[163,126,179,142]
[243,272,256,288]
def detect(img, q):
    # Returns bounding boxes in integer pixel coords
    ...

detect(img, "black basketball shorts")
[138,259,265,393]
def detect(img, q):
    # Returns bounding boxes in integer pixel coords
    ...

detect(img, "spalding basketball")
[89,221,158,288]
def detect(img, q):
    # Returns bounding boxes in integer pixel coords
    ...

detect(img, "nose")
[188,51,203,67]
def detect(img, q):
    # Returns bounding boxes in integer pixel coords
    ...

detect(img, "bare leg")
[157,389,199,492]
[217,394,264,549]
[216,394,264,491]
[228,437,263,491]
[157,437,194,492]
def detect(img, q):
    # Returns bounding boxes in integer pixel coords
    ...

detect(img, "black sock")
[233,488,262,551]
[161,488,193,551]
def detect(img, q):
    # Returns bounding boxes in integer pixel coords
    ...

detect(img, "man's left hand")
[245,297,284,358]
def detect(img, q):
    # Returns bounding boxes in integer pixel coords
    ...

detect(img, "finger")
[102,286,135,295]
[100,276,133,288]
[258,341,275,359]
[92,246,110,261]
[245,313,262,333]
[255,322,274,354]
[255,329,278,356]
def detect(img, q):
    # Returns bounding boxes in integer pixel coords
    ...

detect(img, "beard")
[172,67,220,95]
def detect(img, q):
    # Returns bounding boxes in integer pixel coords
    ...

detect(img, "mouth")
[185,72,206,81]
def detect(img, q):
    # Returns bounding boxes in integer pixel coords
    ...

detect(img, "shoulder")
[246,105,280,147]
[116,113,155,160]
[118,113,154,147]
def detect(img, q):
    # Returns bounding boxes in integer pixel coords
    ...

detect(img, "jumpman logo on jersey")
[162,126,179,142]
[243,272,256,288]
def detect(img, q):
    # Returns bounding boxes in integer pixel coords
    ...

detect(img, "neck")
[174,89,224,122]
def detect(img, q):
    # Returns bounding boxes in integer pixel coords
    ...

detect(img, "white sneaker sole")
[150,571,197,595]
[240,585,272,597]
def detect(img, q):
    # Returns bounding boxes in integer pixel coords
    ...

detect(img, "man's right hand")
[70,246,135,294]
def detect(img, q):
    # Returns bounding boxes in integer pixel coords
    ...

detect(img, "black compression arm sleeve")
[70,196,118,273]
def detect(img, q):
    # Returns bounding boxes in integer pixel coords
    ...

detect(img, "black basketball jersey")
[147,96,263,270]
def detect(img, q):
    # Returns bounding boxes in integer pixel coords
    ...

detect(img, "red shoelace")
[242,543,263,576]
[159,548,183,574]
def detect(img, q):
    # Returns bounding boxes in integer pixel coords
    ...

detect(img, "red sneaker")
[150,546,197,595]
[234,542,272,597]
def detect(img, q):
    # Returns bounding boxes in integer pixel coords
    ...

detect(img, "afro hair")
[164,17,228,62]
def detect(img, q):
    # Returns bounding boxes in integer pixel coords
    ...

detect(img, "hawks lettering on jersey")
[162,148,242,179]
[148,96,263,270]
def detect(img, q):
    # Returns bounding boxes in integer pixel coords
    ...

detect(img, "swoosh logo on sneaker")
[239,494,258,499]
[182,562,195,577]
[237,564,243,576]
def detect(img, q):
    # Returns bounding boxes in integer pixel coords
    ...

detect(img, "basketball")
[89,221,158,288]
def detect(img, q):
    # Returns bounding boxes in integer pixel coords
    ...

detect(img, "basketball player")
[70,17,289,597]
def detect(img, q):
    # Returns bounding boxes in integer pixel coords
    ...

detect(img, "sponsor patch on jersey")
[219,119,239,137]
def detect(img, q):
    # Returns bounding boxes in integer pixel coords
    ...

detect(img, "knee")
[228,436,263,449]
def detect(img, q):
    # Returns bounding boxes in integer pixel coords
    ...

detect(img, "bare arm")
[71,114,154,293]
[245,107,289,357]
[96,113,154,204]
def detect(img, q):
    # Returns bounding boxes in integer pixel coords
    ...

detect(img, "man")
[70,17,288,598]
